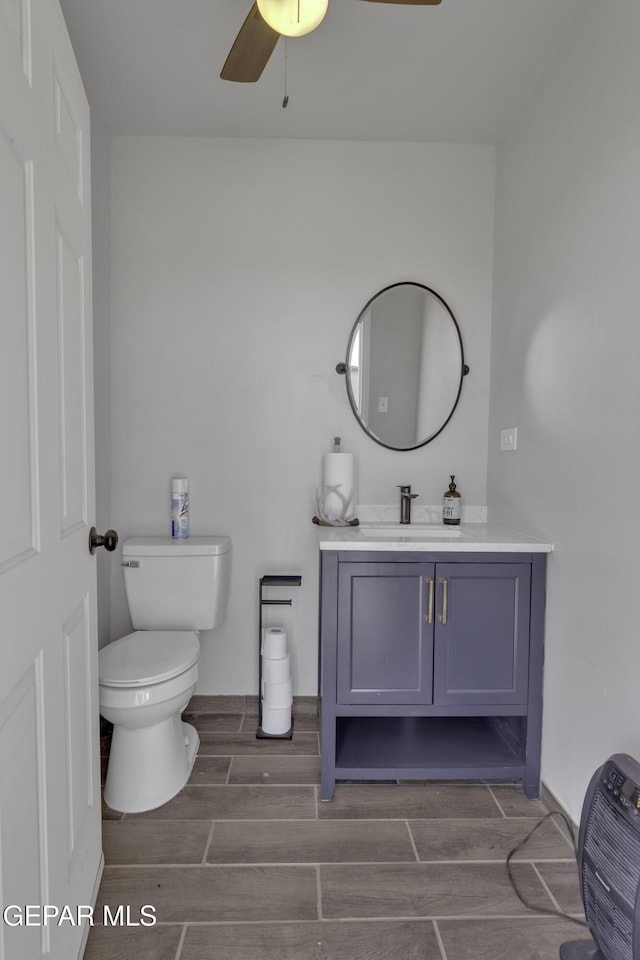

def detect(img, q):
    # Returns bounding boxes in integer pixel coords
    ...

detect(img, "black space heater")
[561,754,640,960]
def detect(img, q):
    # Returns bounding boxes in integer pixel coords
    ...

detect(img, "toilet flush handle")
[88,527,119,555]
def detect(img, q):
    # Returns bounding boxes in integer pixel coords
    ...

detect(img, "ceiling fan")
[220,0,442,83]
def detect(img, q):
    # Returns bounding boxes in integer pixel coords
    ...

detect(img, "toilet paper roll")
[263,679,293,708]
[262,627,288,659]
[322,452,355,522]
[261,704,291,736]
[262,654,291,685]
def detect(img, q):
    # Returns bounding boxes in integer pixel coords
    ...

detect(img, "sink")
[359,523,463,538]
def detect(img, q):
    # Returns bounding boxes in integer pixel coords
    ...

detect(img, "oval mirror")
[340,282,468,451]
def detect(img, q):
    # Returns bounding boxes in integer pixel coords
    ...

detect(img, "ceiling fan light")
[257,0,329,38]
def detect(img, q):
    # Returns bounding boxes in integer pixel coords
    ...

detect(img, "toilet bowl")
[99,535,231,813]
[99,630,201,813]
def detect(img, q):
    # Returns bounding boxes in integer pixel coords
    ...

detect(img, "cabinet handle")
[424,577,434,624]
[439,578,448,624]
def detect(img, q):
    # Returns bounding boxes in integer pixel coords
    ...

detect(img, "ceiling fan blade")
[220,3,280,83]
[363,0,442,4]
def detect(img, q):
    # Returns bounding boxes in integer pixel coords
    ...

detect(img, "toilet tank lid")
[122,536,231,557]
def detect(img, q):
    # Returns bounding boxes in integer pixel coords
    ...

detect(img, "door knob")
[88,527,119,555]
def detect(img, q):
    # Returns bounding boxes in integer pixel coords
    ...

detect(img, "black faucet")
[398,485,419,524]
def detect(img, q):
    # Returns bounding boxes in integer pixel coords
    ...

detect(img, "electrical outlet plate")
[500,427,518,451]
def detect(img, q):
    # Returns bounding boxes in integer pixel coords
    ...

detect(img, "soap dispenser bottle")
[442,475,461,526]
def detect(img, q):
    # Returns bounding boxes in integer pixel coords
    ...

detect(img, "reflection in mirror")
[344,283,466,451]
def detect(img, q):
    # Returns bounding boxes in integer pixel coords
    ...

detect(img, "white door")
[0,1,102,958]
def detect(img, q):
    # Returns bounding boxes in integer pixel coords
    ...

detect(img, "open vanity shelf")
[334,715,526,781]
[318,544,548,801]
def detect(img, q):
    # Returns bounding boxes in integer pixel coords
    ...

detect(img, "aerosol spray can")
[171,478,189,539]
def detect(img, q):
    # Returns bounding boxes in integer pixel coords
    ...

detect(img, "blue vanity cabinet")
[337,562,435,704]
[319,549,547,802]
[433,562,531,706]
[336,560,531,707]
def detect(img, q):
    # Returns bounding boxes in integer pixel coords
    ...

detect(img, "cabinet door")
[337,562,434,704]
[433,563,531,705]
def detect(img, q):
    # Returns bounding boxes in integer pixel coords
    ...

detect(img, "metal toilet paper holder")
[257,574,302,740]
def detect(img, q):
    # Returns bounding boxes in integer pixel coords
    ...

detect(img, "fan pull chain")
[282,37,289,108]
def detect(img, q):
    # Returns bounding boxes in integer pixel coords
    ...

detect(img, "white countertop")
[316,522,553,553]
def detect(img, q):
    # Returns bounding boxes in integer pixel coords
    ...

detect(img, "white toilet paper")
[261,704,291,736]
[263,679,293,709]
[262,654,291,685]
[262,627,288,659]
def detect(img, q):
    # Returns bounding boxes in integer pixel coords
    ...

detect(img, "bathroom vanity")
[317,523,552,801]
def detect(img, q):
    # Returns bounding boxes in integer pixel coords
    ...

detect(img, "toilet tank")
[122,536,231,631]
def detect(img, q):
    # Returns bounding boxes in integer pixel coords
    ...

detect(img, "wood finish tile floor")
[86,696,591,960]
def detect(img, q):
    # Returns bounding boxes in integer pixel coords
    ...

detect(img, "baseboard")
[541,779,579,832]
[187,694,319,715]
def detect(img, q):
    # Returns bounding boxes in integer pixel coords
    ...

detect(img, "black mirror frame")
[337,282,469,451]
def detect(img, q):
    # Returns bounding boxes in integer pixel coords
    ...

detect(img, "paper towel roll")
[322,452,355,522]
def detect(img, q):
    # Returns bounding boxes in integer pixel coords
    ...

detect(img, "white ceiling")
[58,0,583,143]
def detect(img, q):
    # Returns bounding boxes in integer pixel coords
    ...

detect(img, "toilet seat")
[99,631,199,687]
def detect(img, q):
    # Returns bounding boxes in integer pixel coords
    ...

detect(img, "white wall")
[488,0,640,818]
[108,137,495,695]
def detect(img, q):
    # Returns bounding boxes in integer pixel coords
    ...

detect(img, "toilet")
[99,535,231,813]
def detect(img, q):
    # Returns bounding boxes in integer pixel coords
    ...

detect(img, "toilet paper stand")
[257,574,302,739]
